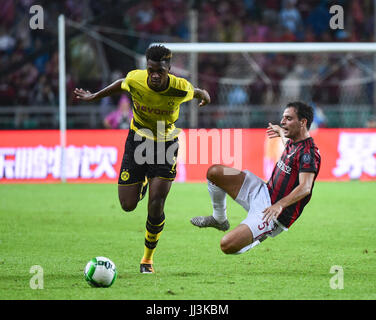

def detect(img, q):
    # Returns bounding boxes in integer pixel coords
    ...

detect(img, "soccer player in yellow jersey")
[74,45,210,273]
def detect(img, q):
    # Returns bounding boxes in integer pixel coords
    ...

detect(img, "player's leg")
[220,224,254,254]
[192,166,275,254]
[139,138,178,273]
[140,177,172,273]
[118,183,143,212]
[206,164,246,200]
[147,177,172,221]
[117,130,147,212]
[221,173,276,255]
[191,164,245,230]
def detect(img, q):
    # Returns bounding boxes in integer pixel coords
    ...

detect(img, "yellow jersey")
[121,69,194,140]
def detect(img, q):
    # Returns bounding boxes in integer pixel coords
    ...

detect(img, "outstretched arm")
[74,79,124,102]
[194,88,210,107]
[266,122,289,146]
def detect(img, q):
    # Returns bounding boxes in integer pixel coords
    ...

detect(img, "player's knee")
[120,200,138,212]
[148,197,165,214]
[220,237,238,255]
[207,165,223,183]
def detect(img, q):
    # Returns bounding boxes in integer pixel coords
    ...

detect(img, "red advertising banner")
[0,128,375,183]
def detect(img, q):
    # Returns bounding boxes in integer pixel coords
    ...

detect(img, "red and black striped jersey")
[267,137,321,228]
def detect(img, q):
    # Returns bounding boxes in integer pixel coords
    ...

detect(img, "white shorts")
[235,170,287,244]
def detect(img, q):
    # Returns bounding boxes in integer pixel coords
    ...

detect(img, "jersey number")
[258,221,269,230]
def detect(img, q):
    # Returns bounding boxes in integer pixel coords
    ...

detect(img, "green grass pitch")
[0,181,375,300]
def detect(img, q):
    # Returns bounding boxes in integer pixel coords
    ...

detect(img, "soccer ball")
[84,256,117,287]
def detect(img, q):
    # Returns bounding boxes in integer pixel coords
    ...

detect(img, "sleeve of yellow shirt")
[121,79,129,92]
[179,78,195,103]
[121,70,138,92]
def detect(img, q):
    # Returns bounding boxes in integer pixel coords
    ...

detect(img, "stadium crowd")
[0,0,374,117]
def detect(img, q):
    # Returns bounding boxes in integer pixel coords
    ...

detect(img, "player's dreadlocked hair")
[287,101,314,130]
[145,45,172,64]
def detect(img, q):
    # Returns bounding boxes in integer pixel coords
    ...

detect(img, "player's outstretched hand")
[262,202,283,224]
[74,88,96,101]
[266,122,282,139]
[199,89,210,107]
[194,88,211,107]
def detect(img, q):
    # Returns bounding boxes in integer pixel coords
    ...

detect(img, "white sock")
[207,180,227,223]
[234,240,260,254]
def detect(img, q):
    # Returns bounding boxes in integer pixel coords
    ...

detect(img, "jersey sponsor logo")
[133,101,174,116]
[276,159,292,174]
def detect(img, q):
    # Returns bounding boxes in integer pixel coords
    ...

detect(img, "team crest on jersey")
[121,170,130,181]
[302,153,311,164]
[167,100,174,107]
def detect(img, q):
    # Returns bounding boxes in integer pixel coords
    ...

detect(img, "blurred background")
[1,0,376,130]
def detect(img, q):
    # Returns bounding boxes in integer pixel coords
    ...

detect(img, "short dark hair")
[286,101,314,130]
[146,45,172,64]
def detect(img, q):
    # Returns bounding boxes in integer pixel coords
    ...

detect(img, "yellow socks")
[140,213,165,265]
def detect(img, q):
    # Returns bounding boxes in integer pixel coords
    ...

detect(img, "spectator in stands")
[311,103,327,129]
[340,62,366,105]
[0,26,16,52]
[103,94,133,129]
[0,0,15,28]
[1,0,375,130]
[227,85,249,106]
[306,0,331,40]
[244,20,271,42]
[280,64,304,102]
[33,75,56,106]
[279,0,302,36]
[0,75,15,106]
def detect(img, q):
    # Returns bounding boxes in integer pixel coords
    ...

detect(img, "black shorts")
[118,129,179,185]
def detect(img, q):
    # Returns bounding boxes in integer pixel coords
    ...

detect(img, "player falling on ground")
[74,45,210,273]
[191,102,321,254]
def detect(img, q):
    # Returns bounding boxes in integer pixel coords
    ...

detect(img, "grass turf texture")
[0,181,375,300]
